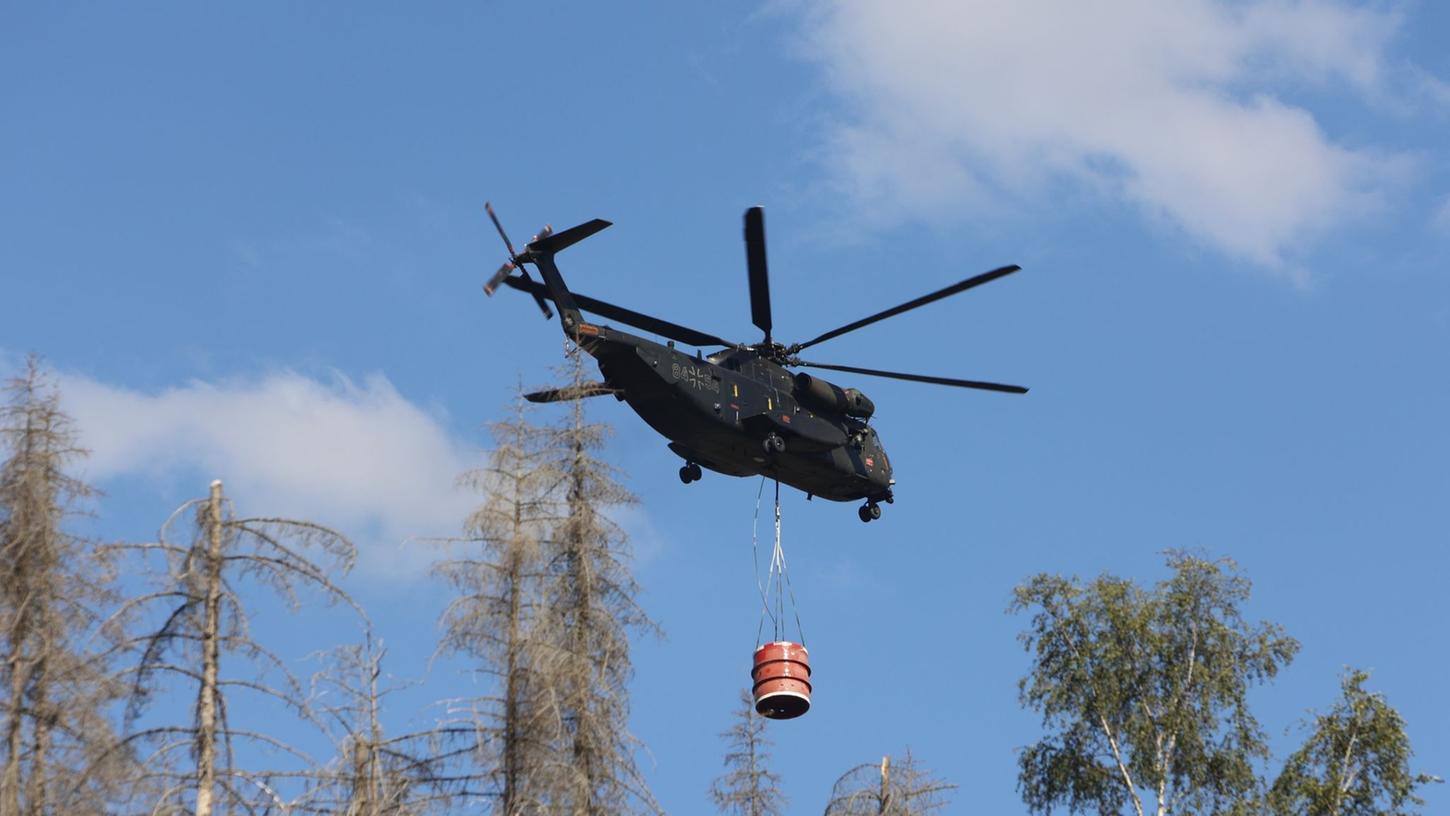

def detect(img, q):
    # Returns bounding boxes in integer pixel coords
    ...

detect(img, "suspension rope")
[754,478,807,648]
[752,478,774,641]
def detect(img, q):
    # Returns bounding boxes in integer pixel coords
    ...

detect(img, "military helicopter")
[482,204,1027,523]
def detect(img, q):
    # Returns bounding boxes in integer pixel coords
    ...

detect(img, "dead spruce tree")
[710,689,786,816]
[823,753,956,816]
[0,357,128,815]
[109,480,357,816]
[541,348,659,815]
[434,394,564,813]
[301,635,456,816]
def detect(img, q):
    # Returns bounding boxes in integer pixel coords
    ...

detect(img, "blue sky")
[3,1,1448,812]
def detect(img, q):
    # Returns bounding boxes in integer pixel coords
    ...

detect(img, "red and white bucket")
[751,641,812,720]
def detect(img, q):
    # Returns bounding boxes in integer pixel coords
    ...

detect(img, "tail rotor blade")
[483,262,515,297]
[744,206,772,344]
[482,204,553,319]
[485,201,518,259]
[518,268,554,319]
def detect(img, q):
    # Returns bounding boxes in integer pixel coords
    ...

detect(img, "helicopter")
[482,204,1027,523]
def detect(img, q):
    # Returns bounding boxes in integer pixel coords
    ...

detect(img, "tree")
[1268,668,1440,816]
[433,394,565,813]
[823,752,955,815]
[1010,552,1300,816]
[0,357,128,815]
[301,635,456,816]
[710,689,786,816]
[109,479,357,816]
[539,348,659,814]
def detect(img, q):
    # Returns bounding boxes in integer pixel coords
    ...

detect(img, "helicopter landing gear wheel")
[763,433,785,455]
[678,462,703,484]
[858,502,882,523]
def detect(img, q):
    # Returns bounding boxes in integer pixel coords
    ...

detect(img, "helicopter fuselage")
[577,322,894,503]
[482,203,1024,522]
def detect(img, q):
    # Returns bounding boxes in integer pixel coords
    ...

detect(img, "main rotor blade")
[501,275,736,348]
[744,207,772,343]
[792,265,1022,353]
[795,360,1028,394]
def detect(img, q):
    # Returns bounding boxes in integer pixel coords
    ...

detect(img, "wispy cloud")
[1433,196,1450,235]
[794,0,1432,269]
[55,369,480,576]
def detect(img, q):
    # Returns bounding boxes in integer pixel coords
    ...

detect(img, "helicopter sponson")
[792,372,875,419]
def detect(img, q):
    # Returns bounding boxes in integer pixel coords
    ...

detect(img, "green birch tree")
[1010,552,1300,816]
[1268,668,1440,816]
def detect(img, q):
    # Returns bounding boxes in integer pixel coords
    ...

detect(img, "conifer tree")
[433,395,564,813]
[824,752,955,815]
[0,357,128,815]
[710,689,786,816]
[540,348,659,815]
[302,635,455,816]
[109,480,357,815]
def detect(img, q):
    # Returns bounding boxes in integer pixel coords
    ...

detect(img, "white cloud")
[795,0,1422,267]
[56,369,480,577]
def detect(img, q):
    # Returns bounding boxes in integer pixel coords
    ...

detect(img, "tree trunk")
[501,539,523,815]
[194,480,224,816]
[2,422,34,816]
[566,433,599,814]
[24,667,48,816]
[2,634,25,816]
[879,755,890,814]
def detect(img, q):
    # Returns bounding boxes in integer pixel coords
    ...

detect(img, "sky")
[3,1,1448,812]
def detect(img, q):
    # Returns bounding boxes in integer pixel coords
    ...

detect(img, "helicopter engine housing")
[793,372,875,419]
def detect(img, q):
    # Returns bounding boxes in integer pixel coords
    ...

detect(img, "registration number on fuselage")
[671,361,720,394]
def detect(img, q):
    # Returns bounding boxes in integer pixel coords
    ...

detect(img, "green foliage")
[1010,552,1299,816]
[1268,668,1441,816]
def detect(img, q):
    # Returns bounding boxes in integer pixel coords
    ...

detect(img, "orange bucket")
[751,641,811,719]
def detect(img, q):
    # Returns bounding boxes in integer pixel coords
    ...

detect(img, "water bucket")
[752,641,811,719]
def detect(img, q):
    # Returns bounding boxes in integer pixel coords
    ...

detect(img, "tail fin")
[522,218,611,340]
[484,204,612,342]
[529,218,611,255]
